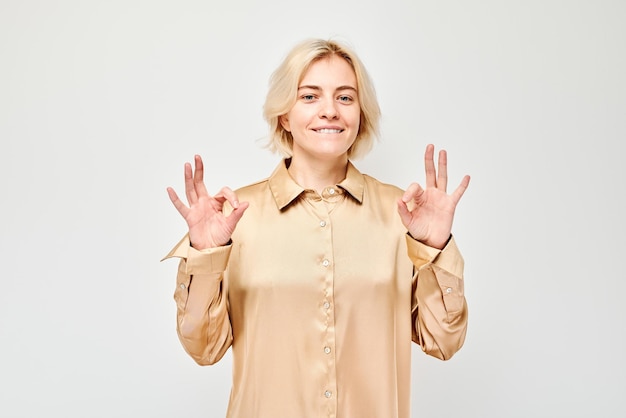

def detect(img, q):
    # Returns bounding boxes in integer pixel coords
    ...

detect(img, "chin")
[316,147,351,160]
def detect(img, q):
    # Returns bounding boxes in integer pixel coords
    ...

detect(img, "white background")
[1,1,625,417]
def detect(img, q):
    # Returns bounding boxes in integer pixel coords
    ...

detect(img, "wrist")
[409,233,450,250]
[190,238,232,250]
[423,234,451,250]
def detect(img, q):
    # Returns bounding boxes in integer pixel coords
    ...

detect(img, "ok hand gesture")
[397,144,470,250]
[167,155,249,250]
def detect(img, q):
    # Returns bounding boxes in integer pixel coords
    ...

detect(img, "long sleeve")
[161,161,470,417]
[407,235,468,360]
[162,235,233,365]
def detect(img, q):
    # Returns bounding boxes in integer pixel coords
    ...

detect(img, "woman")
[164,38,470,418]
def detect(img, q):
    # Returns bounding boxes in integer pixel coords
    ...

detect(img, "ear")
[279,115,291,132]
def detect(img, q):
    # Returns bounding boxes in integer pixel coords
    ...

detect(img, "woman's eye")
[301,94,315,101]
[338,95,353,103]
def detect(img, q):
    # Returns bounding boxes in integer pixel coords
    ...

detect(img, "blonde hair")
[263,38,381,160]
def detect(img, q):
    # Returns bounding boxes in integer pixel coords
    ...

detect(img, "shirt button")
[445,287,452,294]
[322,259,330,267]
[324,390,332,398]
[328,187,335,195]
[320,220,326,227]
[324,346,331,354]
[179,283,186,290]
[323,301,330,310]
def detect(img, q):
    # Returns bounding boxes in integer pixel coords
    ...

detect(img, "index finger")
[214,186,241,209]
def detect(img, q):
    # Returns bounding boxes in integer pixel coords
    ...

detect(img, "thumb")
[226,201,250,229]
[396,198,412,227]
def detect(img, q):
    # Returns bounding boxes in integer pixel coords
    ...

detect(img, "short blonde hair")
[263,38,381,160]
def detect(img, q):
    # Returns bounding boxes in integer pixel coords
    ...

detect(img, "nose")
[318,97,339,120]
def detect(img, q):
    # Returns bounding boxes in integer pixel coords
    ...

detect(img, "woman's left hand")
[397,144,470,250]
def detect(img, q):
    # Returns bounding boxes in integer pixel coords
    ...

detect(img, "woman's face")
[280,55,361,163]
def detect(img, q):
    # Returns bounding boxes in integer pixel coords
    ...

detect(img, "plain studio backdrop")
[1,1,624,417]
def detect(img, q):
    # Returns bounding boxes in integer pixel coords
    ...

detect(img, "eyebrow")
[298,85,357,92]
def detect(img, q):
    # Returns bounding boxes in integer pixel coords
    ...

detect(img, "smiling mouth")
[314,128,343,134]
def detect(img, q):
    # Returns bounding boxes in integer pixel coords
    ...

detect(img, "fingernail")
[233,200,239,208]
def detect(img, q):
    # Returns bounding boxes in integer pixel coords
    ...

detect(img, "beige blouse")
[163,160,468,418]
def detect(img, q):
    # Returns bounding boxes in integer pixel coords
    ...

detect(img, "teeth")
[316,129,342,134]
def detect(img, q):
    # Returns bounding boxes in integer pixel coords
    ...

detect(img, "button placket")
[308,194,337,416]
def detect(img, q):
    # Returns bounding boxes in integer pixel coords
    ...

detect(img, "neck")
[287,155,349,194]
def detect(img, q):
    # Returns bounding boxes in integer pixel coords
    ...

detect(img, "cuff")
[161,234,232,275]
[406,234,464,277]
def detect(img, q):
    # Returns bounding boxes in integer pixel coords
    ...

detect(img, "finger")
[167,187,189,218]
[215,186,241,209]
[437,149,448,192]
[424,144,436,188]
[193,155,210,197]
[450,175,471,205]
[401,182,424,203]
[183,162,198,204]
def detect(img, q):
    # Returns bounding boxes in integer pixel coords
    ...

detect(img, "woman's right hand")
[167,155,249,250]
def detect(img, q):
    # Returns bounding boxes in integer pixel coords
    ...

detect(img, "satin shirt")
[164,160,468,418]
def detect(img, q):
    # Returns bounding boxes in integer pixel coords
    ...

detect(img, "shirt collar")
[268,159,365,210]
